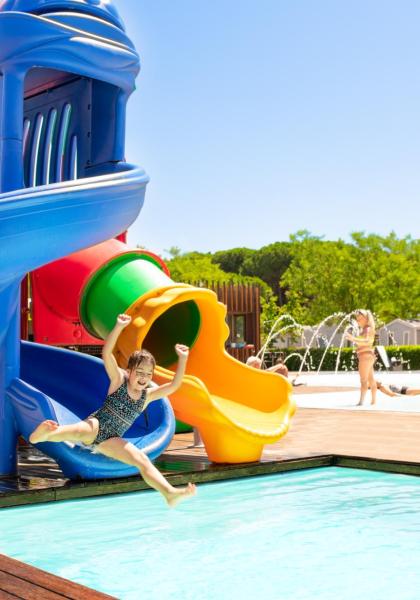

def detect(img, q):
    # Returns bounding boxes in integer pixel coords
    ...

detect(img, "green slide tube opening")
[143,300,201,367]
[81,254,201,366]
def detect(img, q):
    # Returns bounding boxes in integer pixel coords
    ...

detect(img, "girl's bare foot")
[29,420,58,444]
[166,482,197,508]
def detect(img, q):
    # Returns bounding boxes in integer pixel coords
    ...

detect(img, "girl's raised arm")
[146,344,189,404]
[103,314,132,386]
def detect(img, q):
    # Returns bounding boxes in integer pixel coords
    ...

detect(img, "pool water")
[1,467,420,600]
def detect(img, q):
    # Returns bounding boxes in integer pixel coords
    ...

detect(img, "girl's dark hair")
[127,349,156,371]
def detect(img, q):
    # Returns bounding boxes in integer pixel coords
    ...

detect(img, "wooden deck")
[164,405,420,464]
[0,553,115,599]
[1,406,420,506]
[272,406,420,463]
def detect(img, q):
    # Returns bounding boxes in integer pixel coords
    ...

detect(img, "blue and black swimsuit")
[89,379,147,445]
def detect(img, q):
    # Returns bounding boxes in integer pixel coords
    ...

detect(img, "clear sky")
[116,0,420,257]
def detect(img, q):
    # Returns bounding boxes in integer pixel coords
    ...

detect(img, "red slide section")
[30,238,168,346]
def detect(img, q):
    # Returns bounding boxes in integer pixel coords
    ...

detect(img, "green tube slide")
[80,253,201,368]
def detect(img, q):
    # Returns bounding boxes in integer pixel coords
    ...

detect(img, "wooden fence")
[189,281,261,362]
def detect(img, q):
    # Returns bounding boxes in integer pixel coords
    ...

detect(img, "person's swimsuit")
[89,379,147,445]
[356,326,375,358]
[389,385,408,395]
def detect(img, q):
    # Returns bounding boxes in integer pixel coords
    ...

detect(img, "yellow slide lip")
[115,284,295,463]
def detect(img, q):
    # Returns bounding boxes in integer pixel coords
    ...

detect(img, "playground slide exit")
[115,284,296,464]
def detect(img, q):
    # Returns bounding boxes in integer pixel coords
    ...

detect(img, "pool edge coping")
[2,454,420,508]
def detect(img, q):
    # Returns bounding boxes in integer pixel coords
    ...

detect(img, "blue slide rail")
[0,1,175,478]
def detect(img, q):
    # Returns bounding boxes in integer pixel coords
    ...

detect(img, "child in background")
[246,355,262,369]
[30,313,196,508]
[268,352,289,378]
[376,381,420,397]
[246,354,289,378]
[346,309,377,406]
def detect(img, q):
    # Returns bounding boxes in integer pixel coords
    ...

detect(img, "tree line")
[162,231,420,334]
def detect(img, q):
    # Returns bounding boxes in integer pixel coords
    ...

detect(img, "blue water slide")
[7,342,175,480]
[0,165,176,479]
[0,0,180,479]
[1,168,177,479]
[0,166,148,282]
[0,2,178,478]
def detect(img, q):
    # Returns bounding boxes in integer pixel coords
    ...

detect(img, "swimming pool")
[1,467,420,599]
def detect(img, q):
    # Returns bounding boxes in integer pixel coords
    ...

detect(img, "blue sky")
[116,0,420,257]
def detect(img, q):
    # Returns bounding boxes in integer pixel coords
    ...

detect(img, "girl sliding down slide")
[30,314,196,507]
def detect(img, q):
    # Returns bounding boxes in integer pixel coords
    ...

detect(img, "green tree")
[280,231,420,324]
[213,242,292,303]
[241,241,292,304]
[166,252,237,284]
[164,246,182,259]
[212,247,255,275]
[349,232,420,321]
[166,251,280,340]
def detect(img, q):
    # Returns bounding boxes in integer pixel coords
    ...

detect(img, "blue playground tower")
[0,1,174,478]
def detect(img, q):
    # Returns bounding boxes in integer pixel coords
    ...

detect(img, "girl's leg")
[97,437,196,508]
[368,360,377,405]
[29,418,98,445]
[357,355,372,406]
[406,388,420,396]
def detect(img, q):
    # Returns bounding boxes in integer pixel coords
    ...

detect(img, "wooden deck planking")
[271,408,420,463]
[12,407,420,485]
[162,407,420,464]
[0,553,116,599]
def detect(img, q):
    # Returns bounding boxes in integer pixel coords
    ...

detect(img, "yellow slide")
[115,285,295,463]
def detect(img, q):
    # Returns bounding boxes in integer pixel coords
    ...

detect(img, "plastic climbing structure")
[0,0,295,480]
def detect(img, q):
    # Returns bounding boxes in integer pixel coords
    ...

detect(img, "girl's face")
[356,313,368,327]
[127,360,154,392]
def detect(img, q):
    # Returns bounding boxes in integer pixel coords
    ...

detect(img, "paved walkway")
[292,370,420,412]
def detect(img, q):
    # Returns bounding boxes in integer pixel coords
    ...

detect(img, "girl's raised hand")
[175,344,189,360]
[116,313,132,328]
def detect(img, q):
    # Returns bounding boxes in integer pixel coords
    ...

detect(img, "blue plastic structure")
[0,1,175,478]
